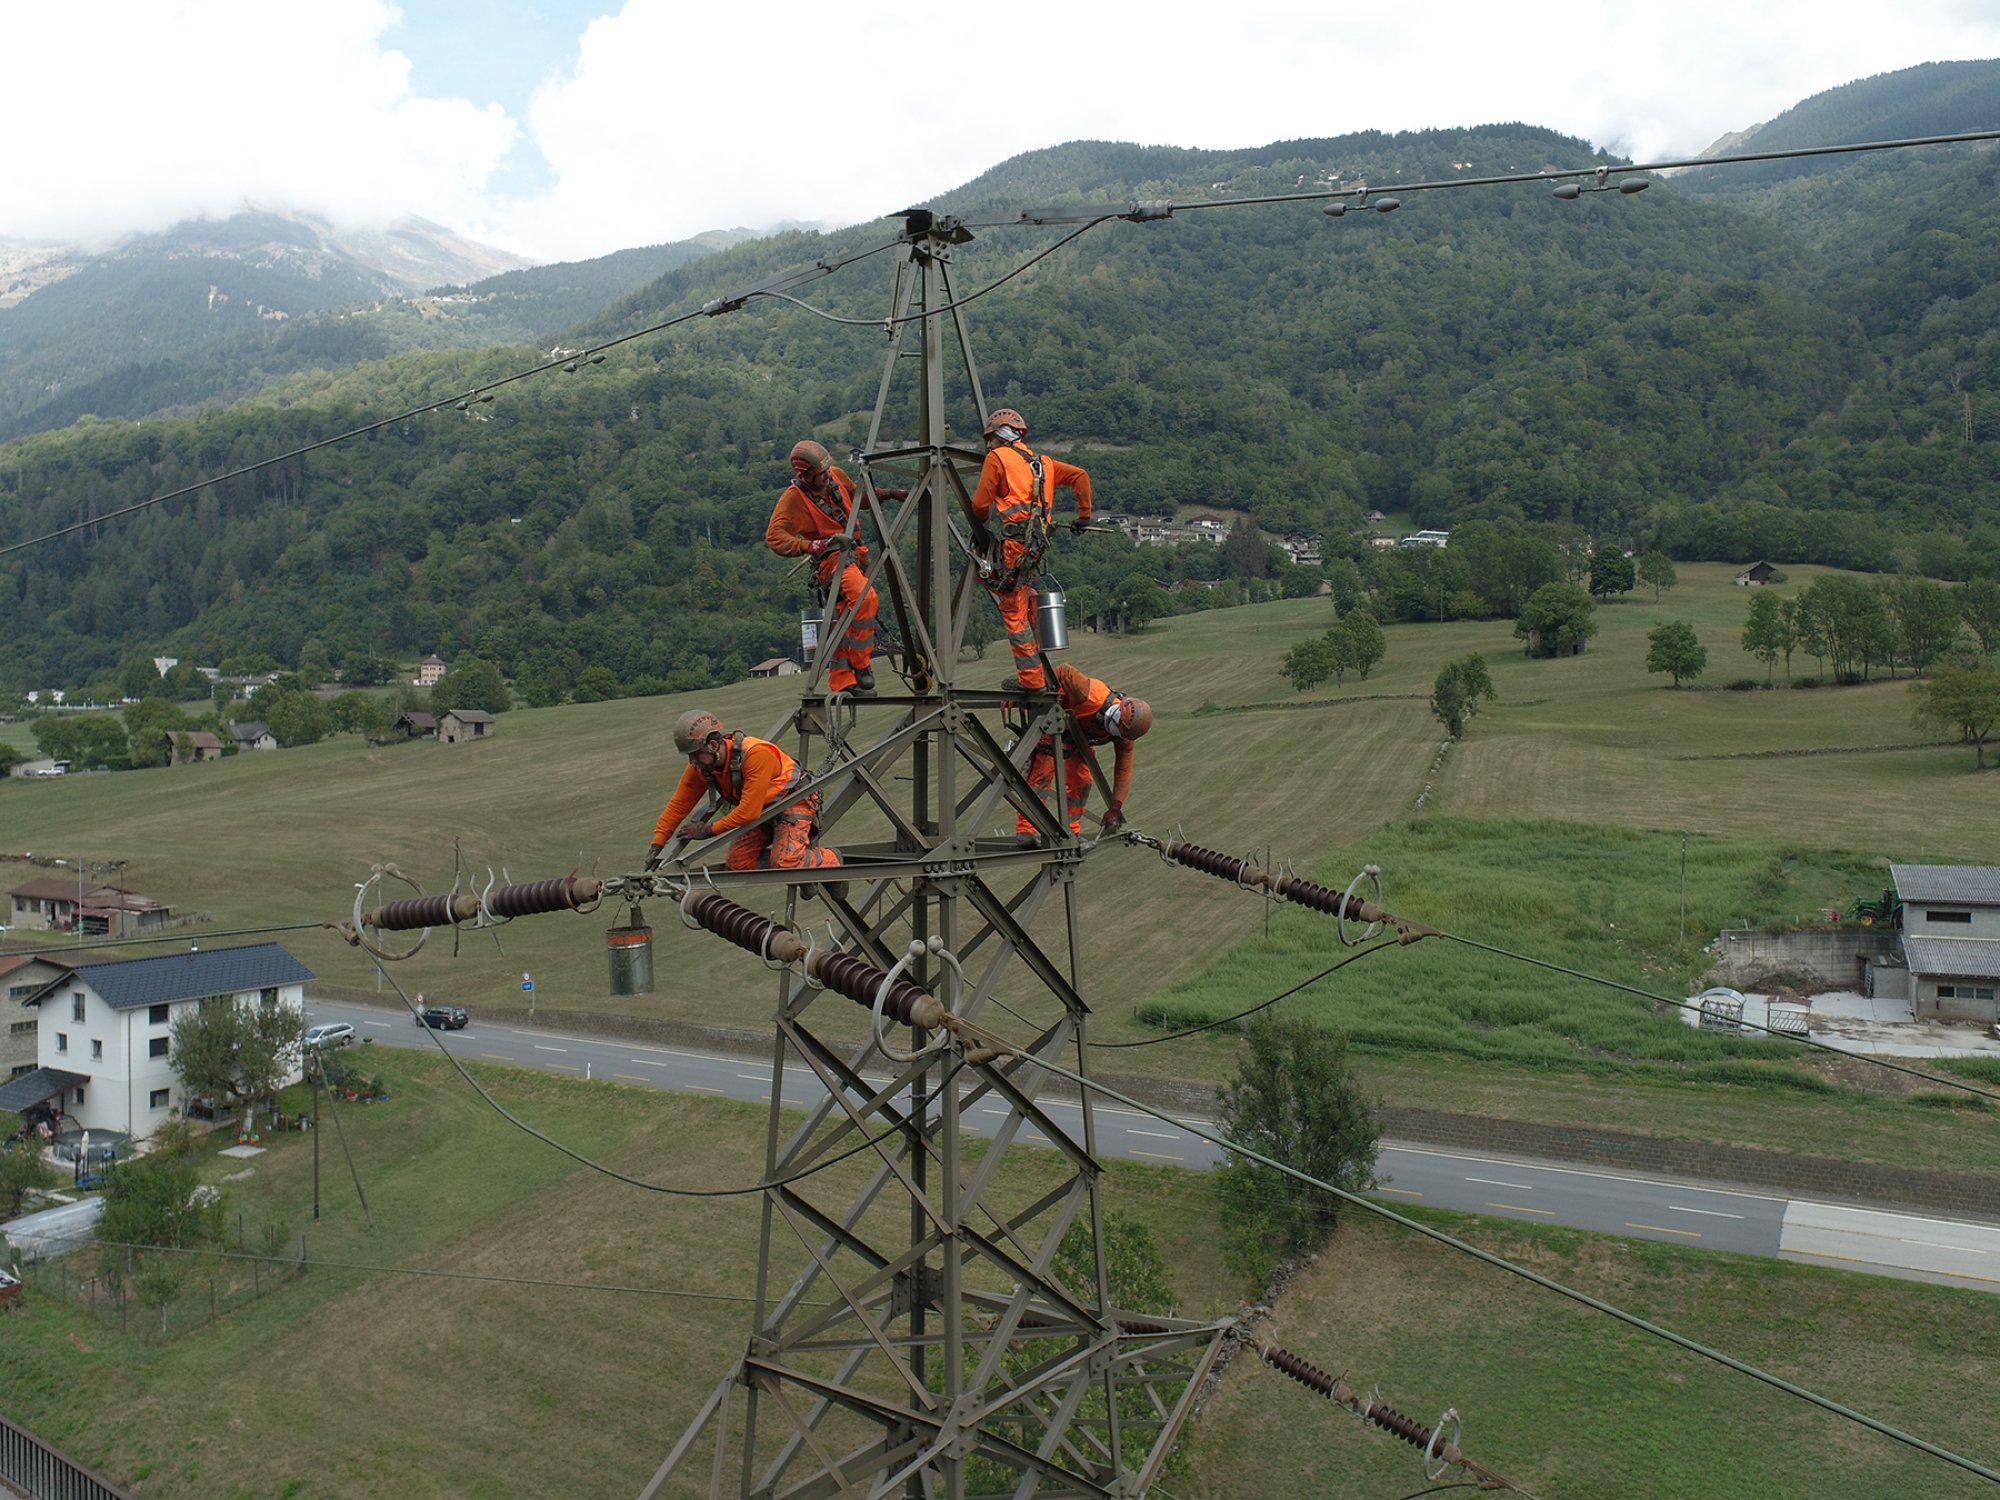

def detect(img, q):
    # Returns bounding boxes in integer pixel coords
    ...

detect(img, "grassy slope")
[6,569,2000,1495]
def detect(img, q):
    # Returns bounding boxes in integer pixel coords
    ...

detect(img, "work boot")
[999,676,1043,694]
[824,880,850,903]
[1013,832,1040,850]
[851,666,876,695]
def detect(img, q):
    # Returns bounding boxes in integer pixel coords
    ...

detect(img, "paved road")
[305,998,2000,1289]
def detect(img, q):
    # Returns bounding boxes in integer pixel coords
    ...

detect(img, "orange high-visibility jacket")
[653,733,803,844]
[969,444,1092,533]
[766,465,870,585]
[1050,662,1134,806]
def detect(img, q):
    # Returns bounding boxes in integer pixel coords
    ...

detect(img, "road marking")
[626,1057,670,1067]
[1628,1222,1701,1238]
[534,1044,568,1053]
[1372,1186,1422,1198]
[480,1053,510,1062]
[1384,1144,1783,1204]
[545,1063,580,1074]
[1467,1177,1534,1190]
[737,1073,766,1081]
[1128,1150,1184,1162]
[1130,1129,1182,1140]
[688,1084,723,1094]
[1488,1202,1554,1216]
[1670,1205,1745,1219]
[1901,1237,1986,1253]
[1784,1248,2000,1286]
[783,1098,803,1107]
[362,1020,391,1028]
[613,1074,650,1083]
[1027,1133,1052,1145]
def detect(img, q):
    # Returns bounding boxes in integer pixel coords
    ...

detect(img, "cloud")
[2,0,515,247]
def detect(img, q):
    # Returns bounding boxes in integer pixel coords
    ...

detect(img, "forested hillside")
[2,63,1998,698]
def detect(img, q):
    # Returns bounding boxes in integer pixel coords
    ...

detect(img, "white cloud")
[3,0,1998,260]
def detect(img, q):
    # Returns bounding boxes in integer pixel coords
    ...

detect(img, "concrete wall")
[1710,927,1900,991]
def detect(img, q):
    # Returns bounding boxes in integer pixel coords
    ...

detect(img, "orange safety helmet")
[673,708,725,755]
[1114,696,1152,740]
[983,407,1028,440]
[789,439,831,474]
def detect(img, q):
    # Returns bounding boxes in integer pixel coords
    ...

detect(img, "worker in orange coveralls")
[1015,664,1152,847]
[766,440,880,695]
[968,408,1092,692]
[646,710,842,881]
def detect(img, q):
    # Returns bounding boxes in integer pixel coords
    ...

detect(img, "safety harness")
[989,441,1049,590]
[697,733,817,853]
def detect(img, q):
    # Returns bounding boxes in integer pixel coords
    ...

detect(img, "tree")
[123,696,192,767]
[1961,579,2000,656]
[1337,608,1386,679]
[1221,516,1268,580]
[1646,620,1708,688]
[170,996,305,1112]
[1882,575,1962,674]
[1431,653,1496,737]
[0,1113,58,1216]
[1637,551,1678,603]
[573,665,622,702]
[331,691,390,738]
[1282,638,1336,693]
[431,654,511,714]
[1911,653,2000,769]
[33,713,128,768]
[1777,596,1805,680]
[1215,1016,1379,1283]
[1112,573,1167,631]
[1587,546,1636,600]
[338,650,396,687]
[96,1121,222,1308]
[1741,590,1786,686]
[294,637,333,688]
[1514,582,1597,656]
[256,687,334,747]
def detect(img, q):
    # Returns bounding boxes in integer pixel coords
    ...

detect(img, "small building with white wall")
[1893,865,2000,1022]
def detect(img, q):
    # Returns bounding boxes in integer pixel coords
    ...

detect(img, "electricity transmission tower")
[639,209,1232,1500]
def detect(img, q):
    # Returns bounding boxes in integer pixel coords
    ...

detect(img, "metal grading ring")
[1423,1406,1461,1482]
[1338,863,1385,947]
[351,864,430,962]
[871,937,958,1063]
[676,882,706,932]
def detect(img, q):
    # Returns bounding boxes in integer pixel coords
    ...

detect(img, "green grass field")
[6,1050,1997,1499]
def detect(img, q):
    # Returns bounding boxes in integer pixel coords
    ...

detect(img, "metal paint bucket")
[1034,582,1069,652]
[605,920,654,996]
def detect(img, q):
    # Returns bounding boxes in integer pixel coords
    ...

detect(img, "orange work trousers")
[822,563,878,692]
[988,562,1043,689]
[725,794,841,871]
[1017,741,1093,836]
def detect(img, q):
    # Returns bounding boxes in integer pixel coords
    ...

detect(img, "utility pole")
[641,210,1228,1500]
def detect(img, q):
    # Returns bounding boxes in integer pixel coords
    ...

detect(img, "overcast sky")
[7,0,1999,264]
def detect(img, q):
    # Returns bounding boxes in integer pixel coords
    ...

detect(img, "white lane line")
[737,1073,766,1081]
[361,1020,392,1028]
[1902,1238,1986,1253]
[1130,1129,1182,1140]
[626,1058,670,1068]
[1670,1205,1746,1219]
[1467,1177,1534,1190]
[1385,1144,1784,1203]
[534,1044,568,1053]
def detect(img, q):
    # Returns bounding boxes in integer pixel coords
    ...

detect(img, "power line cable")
[1091,939,1393,1048]
[366,956,955,1199]
[1,920,332,961]
[1003,1050,2000,1487]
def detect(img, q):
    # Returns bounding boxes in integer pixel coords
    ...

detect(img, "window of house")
[1937,985,1998,1001]
[74,1087,85,1105]
[90,1039,103,1060]
[261,987,279,1007]
[1927,909,1974,924]
[9,1020,35,1035]
[149,1003,170,1025]
[55,1032,67,1053]
[72,993,86,1021]
[149,1037,170,1059]
[149,1088,171,1109]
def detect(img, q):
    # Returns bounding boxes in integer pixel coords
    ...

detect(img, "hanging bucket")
[1034,576,1069,652]
[605,919,654,996]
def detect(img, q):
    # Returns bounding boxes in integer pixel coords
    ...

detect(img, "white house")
[6,942,314,1143]
[1892,865,2000,1022]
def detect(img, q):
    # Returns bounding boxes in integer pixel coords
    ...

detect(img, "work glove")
[679,818,714,841]
[878,487,909,501]
[1101,800,1125,834]
[644,843,665,871]
[1069,518,1090,535]
[808,536,847,557]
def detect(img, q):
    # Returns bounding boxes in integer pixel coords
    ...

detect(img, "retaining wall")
[1710,927,1900,990]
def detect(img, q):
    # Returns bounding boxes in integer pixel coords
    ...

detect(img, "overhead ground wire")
[2,919,332,960]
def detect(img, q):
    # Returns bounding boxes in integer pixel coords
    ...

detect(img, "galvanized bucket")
[1035,578,1069,652]
[605,919,654,996]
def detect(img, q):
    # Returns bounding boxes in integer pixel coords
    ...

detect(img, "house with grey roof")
[14,942,314,1142]
[439,708,495,744]
[1892,865,2000,1022]
[227,720,279,752]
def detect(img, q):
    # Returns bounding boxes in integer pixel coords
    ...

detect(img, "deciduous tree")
[1514,582,1597,656]
[1337,608,1386,679]
[170,996,304,1112]
[1741,591,1786,686]
[1911,653,2000,769]
[1215,1016,1379,1283]
[1282,638,1336,693]
[1637,551,1678,603]
[1587,546,1636,600]
[1646,620,1708,687]
[1431,653,1496,737]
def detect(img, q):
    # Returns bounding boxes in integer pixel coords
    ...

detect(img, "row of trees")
[1279,610,1387,692]
[1741,575,1999,685]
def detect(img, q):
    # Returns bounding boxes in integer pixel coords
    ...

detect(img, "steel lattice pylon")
[636,211,1232,1500]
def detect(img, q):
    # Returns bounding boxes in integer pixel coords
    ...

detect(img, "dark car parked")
[415,1001,469,1030]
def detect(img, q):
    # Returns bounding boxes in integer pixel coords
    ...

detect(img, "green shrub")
[1724,678,1762,691]
[1794,677,1821,689]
